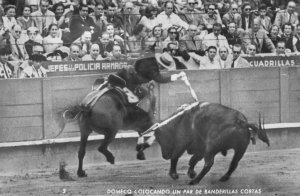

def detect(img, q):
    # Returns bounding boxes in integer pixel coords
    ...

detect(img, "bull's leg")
[189,155,215,185]
[187,154,203,179]
[77,132,91,177]
[98,130,117,164]
[169,158,179,180]
[219,147,247,182]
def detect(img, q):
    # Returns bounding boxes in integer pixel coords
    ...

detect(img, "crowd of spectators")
[0,0,299,79]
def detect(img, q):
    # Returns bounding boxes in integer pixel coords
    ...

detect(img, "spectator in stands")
[73,31,93,57]
[27,0,39,13]
[106,23,125,50]
[193,24,208,49]
[275,41,291,56]
[179,24,202,52]
[240,3,253,31]
[43,23,63,53]
[17,5,36,32]
[202,3,222,33]
[255,4,272,33]
[145,25,164,52]
[243,18,275,54]
[231,44,250,68]
[108,44,126,60]
[218,46,232,69]
[293,24,300,52]
[19,53,48,78]
[268,25,281,47]
[222,2,241,28]
[82,43,104,61]
[90,2,108,36]
[180,0,204,26]
[31,0,57,37]
[9,24,28,61]
[156,1,188,33]
[139,5,159,32]
[249,0,261,13]
[2,5,17,31]
[69,4,98,42]
[24,26,40,56]
[96,32,114,58]
[46,48,68,61]
[202,23,229,51]
[105,3,123,30]
[191,45,221,69]
[223,21,243,50]
[274,1,299,30]
[280,23,295,53]
[245,44,257,56]
[65,43,82,61]
[127,24,147,53]
[19,42,45,71]
[163,26,180,49]
[120,2,140,37]
[0,47,14,79]
[52,2,71,31]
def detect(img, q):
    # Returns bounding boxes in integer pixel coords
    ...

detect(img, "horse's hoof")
[187,169,197,179]
[107,156,115,164]
[169,172,179,180]
[137,151,146,160]
[219,175,230,182]
[189,180,197,185]
[77,170,87,177]
[136,143,150,152]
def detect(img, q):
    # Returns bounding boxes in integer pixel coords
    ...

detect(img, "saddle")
[81,75,152,112]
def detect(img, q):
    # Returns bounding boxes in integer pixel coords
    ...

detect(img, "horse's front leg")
[136,133,155,160]
[98,130,117,164]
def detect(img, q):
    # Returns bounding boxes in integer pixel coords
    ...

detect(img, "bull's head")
[258,113,270,146]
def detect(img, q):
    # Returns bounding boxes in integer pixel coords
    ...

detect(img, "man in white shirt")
[202,23,230,51]
[156,1,189,32]
[191,46,221,69]
[31,0,57,37]
[218,46,232,69]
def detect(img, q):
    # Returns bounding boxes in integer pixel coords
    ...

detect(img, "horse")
[57,69,156,177]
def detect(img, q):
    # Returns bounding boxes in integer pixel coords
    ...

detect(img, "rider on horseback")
[82,56,186,111]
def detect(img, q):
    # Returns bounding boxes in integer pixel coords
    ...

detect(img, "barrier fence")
[1,66,300,144]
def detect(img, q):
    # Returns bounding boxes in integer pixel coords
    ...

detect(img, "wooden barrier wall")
[1,67,300,143]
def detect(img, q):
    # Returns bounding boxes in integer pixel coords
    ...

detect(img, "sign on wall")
[43,60,134,76]
[244,55,299,67]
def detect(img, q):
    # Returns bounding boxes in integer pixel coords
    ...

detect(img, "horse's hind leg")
[77,124,92,177]
[219,145,247,182]
[98,130,117,164]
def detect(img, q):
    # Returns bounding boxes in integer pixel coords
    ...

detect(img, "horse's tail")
[55,104,89,138]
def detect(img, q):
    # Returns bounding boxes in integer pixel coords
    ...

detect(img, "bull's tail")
[247,114,270,146]
[55,104,89,138]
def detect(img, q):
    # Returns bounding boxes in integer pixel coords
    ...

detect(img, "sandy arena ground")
[0,148,300,196]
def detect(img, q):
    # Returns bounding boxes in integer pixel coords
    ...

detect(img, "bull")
[153,102,270,185]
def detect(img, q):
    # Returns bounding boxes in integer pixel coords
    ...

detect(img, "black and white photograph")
[0,0,300,195]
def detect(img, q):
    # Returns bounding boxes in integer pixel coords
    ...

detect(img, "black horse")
[58,69,156,177]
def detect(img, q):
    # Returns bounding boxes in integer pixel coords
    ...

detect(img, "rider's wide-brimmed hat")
[155,52,176,70]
